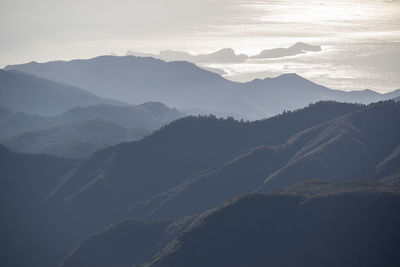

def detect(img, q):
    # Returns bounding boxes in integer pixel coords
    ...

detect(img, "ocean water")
[203,41,400,93]
[2,0,399,93]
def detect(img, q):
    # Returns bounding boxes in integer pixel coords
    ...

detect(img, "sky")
[1,0,399,92]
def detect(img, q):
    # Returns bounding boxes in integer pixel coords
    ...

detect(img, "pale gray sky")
[1,0,399,92]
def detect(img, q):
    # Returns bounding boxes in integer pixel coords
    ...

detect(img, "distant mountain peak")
[290,42,321,51]
[253,42,322,59]
[212,48,236,55]
[276,73,303,79]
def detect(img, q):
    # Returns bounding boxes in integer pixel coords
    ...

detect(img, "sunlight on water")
[203,42,399,92]
[1,0,398,92]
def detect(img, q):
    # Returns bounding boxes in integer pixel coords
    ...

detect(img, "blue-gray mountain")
[5,56,400,119]
[126,42,322,63]
[0,69,124,116]
[1,101,400,267]
[129,101,400,221]
[0,103,184,158]
[62,181,400,267]
[146,182,400,267]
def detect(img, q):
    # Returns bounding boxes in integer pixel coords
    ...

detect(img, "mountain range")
[60,180,400,267]
[5,56,400,119]
[0,102,184,158]
[126,42,322,63]
[0,145,77,266]
[129,101,400,221]
[145,181,400,267]
[2,49,400,267]
[2,100,399,267]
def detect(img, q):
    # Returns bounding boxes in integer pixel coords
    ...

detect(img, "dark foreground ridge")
[1,101,400,267]
[61,180,400,267]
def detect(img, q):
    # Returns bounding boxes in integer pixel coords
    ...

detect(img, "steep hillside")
[258,100,400,192]
[59,181,400,267]
[0,145,76,267]
[45,102,361,238]
[148,182,400,267]
[4,101,397,267]
[128,101,400,220]
[60,217,196,267]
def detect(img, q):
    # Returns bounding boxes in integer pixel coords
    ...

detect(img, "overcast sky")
[1,0,399,91]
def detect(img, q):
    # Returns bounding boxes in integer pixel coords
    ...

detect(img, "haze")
[1,0,399,92]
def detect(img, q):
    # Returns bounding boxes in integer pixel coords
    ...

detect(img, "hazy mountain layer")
[251,42,322,59]
[3,119,138,158]
[126,42,321,63]
[6,56,400,119]
[0,69,124,116]
[0,102,184,157]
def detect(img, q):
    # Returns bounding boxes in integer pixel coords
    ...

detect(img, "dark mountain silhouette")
[0,145,77,267]
[0,102,184,157]
[257,100,400,192]
[0,101,352,267]
[61,220,172,267]
[44,101,361,239]
[128,101,400,220]
[59,181,400,267]
[147,181,400,267]
[252,42,322,59]
[0,69,124,116]
[6,56,400,119]
[2,101,399,267]
[376,145,400,183]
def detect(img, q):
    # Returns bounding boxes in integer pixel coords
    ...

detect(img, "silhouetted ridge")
[42,101,361,246]
[148,182,400,267]
[0,148,77,267]
[3,100,400,267]
[6,56,400,119]
[258,100,400,192]
[57,181,400,267]
[127,101,399,221]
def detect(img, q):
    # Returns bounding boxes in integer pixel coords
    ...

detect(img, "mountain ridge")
[0,69,125,116]
[6,56,400,119]
[0,102,184,157]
